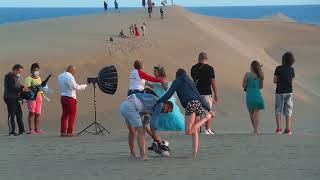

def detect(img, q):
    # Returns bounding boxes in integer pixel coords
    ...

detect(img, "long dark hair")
[251,60,264,80]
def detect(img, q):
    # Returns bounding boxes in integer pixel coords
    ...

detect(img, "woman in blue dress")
[148,65,185,131]
[242,61,265,135]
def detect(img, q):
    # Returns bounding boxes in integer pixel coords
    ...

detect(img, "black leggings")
[4,98,24,134]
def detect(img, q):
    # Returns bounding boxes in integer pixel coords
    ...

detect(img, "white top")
[127,94,144,112]
[57,71,87,99]
[129,69,145,91]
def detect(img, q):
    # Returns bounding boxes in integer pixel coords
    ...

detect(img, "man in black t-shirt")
[191,52,219,135]
[273,52,295,135]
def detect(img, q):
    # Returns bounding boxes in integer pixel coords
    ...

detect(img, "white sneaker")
[207,129,215,135]
[202,130,212,135]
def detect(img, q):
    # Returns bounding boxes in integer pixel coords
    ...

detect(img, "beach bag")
[21,74,52,100]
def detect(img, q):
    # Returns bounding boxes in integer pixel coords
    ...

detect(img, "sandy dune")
[1,7,319,133]
[0,7,320,179]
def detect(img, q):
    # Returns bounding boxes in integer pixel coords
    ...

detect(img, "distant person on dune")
[147,0,153,18]
[161,0,167,7]
[156,69,215,159]
[142,0,146,8]
[129,24,134,37]
[114,0,119,13]
[273,52,295,135]
[141,23,146,36]
[128,60,165,96]
[160,7,164,20]
[134,24,140,37]
[242,60,265,135]
[119,29,128,38]
[104,1,108,13]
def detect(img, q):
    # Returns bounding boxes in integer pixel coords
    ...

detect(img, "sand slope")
[0,7,320,134]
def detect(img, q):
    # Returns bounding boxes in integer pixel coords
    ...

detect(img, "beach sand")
[0,7,320,179]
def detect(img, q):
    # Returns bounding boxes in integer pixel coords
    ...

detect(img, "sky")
[1,0,320,7]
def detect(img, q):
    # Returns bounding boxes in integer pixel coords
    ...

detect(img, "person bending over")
[157,69,215,159]
[120,92,173,160]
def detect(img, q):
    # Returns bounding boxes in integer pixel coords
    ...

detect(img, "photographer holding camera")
[57,65,87,137]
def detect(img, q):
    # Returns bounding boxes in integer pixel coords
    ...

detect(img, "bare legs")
[28,112,34,131]
[276,114,282,130]
[128,126,137,158]
[127,126,147,160]
[204,118,213,131]
[285,115,292,130]
[185,112,214,159]
[276,114,292,130]
[28,112,41,132]
[249,108,260,135]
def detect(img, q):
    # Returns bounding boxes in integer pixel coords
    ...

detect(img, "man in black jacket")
[3,64,27,136]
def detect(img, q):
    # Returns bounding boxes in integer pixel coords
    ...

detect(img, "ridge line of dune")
[182,9,320,98]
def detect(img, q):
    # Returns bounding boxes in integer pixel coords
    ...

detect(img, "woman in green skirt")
[242,60,265,135]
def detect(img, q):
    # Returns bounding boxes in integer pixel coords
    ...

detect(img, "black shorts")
[185,100,207,118]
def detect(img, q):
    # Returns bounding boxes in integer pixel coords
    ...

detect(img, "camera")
[87,77,98,84]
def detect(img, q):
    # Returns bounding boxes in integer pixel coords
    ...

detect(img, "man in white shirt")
[57,65,87,136]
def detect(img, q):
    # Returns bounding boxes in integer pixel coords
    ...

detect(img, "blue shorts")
[120,101,142,127]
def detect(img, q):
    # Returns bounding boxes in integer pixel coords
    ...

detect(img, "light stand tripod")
[78,82,110,135]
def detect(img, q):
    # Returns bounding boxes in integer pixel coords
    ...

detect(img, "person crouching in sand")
[156,69,215,159]
[57,65,88,137]
[120,92,173,160]
[242,61,265,135]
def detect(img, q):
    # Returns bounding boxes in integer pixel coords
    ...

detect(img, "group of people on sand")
[3,64,88,137]
[145,0,165,19]
[118,23,146,39]
[104,0,119,13]
[119,51,296,160]
[4,63,46,136]
[3,51,296,159]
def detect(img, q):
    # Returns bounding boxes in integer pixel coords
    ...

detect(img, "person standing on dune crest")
[114,0,119,13]
[104,1,108,13]
[147,0,153,18]
[160,7,164,20]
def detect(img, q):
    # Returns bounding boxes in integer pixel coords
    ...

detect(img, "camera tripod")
[78,82,110,135]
